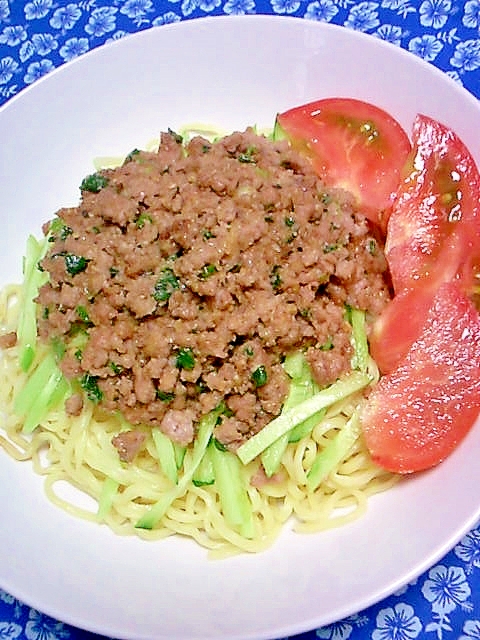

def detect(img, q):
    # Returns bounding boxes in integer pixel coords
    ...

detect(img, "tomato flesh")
[371,114,480,375]
[385,114,480,295]
[277,98,411,229]
[368,286,436,374]
[362,281,480,474]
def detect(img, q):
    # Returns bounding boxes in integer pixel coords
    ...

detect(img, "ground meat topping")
[36,128,391,448]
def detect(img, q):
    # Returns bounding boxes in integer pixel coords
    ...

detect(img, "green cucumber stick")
[97,477,119,521]
[349,308,369,373]
[152,428,179,485]
[135,404,223,530]
[211,442,254,539]
[17,234,49,372]
[174,442,186,469]
[237,370,370,466]
[306,409,361,491]
[271,117,287,142]
[192,441,215,486]
[261,432,289,478]
[282,351,323,443]
[261,352,318,477]
[14,351,69,433]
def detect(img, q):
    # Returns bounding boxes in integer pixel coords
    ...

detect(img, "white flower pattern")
[0,1,479,639]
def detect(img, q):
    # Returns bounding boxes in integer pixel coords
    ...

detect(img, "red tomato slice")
[368,286,435,374]
[362,281,480,474]
[385,114,480,295]
[277,98,411,229]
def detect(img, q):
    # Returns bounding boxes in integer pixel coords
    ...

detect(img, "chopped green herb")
[196,378,209,394]
[270,265,282,290]
[320,337,334,351]
[286,231,298,244]
[80,373,103,403]
[238,146,257,163]
[323,243,339,254]
[320,193,332,205]
[153,267,180,303]
[76,305,91,324]
[213,437,228,452]
[168,128,183,144]
[124,148,141,163]
[156,389,175,402]
[198,264,217,279]
[251,365,268,388]
[284,216,295,227]
[202,229,216,240]
[65,254,89,276]
[80,173,109,193]
[109,361,124,375]
[135,212,153,228]
[244,345,254,357]
[368,239,377,255]
[48,218,73,242]
[59,225,73,241]
[109,266,119,278]
[175,347,195,371]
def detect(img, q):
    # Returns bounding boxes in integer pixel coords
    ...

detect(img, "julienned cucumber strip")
[97,476,119,520]
[271,117,287,142]
[174,443,186,469]
[289,409,326,443]
[349,308,369,373]
[237,370,371,465]
[192,441,215,486]
[261,352,321,476]
[14,351,69,433]
[152,428,179,485]
[261,433,289,478]
[17,234,49,372]
[135,404,223,530]
[306,409,361,491]
[261,311,368,477]
[211,444,254,539]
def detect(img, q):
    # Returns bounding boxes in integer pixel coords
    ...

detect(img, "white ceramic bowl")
[1,15,479,640]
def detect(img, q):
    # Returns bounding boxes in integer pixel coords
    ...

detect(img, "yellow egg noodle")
[0,285,397,557]
[0,128,399,558]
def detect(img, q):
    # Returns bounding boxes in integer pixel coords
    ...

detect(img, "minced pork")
[36,128,391,456]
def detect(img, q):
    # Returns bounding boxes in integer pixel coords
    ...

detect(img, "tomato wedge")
[368,286,436,375]
[362,281,480,474]
[276,98,412,229]
[385,114,480,295]
[370,115,480,374]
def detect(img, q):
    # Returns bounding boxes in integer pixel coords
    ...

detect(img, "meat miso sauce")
[37,129,390,456]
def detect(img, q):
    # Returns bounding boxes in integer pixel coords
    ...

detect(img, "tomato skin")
[385,114,480,295]
[368,286,435,374]
[372,114,480,374]
[277,98,411,230]
[362,281,480,474]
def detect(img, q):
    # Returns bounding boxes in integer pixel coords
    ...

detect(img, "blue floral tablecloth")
[1,2,480,640]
